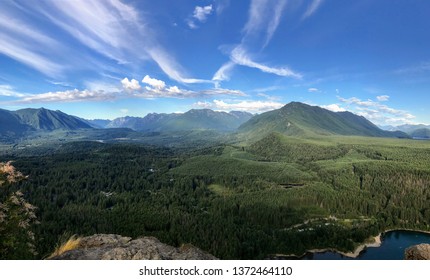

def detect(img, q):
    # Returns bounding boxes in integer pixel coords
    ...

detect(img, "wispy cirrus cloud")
[243,0,288,48]
[213,0,302,83]
[394,61,430,75]
[146,48,214,84]
[212,61,236,83]
[0,0,207,85]
[230,47,303,79]
[0,10,64,77]
[302,0,325,20]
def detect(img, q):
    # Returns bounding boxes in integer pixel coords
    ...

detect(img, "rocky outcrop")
[404,243,430,260]
[49,234,217,260]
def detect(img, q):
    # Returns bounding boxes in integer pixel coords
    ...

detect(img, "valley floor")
[1,134,430,259]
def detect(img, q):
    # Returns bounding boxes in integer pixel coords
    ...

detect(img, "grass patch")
[48,235,81,259]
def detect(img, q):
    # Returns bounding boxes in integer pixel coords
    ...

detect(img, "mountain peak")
[238,102,409,140]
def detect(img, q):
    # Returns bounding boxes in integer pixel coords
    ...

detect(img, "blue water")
[302,230,430,260]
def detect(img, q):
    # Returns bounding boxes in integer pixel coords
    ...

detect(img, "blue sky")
[0,0,429,125]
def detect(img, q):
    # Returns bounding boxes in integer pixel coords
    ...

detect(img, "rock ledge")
[50,234,217,260]
[404,243,430,260]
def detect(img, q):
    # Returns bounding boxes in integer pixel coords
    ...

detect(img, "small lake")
[302,230,430,260]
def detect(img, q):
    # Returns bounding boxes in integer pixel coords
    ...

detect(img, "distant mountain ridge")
[88,109,253,132]
[381,124,430,133]
[238,102,409,140]
[380,123,430,139]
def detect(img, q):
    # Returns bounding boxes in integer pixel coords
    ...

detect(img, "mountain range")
[0,102,416,143]
[380,123,430,139]
[87,109,254,132]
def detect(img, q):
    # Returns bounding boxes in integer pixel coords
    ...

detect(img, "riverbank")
[384,228,430,235]
[271,228,430,260]
[270,233,381,259]
[307,233,382,258]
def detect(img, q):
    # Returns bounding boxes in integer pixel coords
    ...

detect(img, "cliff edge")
[49,234,217,260]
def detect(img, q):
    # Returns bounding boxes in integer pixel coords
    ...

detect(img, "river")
[301,230,430,260]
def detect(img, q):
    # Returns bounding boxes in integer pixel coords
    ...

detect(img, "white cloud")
[244,0,288,47]
[212,61,236,82]
[16,89,121,103]
[120,108,129,114]
[198,99,284,113]
[146,48,213,84]
[0,34,63,77]
[0,11,64,77]
[187,5,214,29]
[1,1,208,84]
[186,19,198,29]
[195,101,213,108]
[308,87,319,93]
[193,5,213,21]
[321,104,346,112]
[142,75,166,90]
[121,78,141,91]
[302,0,324,20]
[200,88,246,96]
[338,96,377,107]
[264,1,288,48]
[376,95,390,101]
[212,0,301,84]
[230,47,302,79]
[166,86,181,94]
[337,96,415,125]
[0,85,26,97]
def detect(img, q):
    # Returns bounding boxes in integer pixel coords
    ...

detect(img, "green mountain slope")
[238,102,408,140]
[14,108,92,130]
[103,109,253,132]
[0,109,33,141]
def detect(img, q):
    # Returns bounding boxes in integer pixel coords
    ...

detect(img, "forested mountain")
[105,113,179,131]
[14,108,92,130]
[238,102,408,140]
[0,109,32,141]
[88,109,253,132]
[0,108,91,142]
